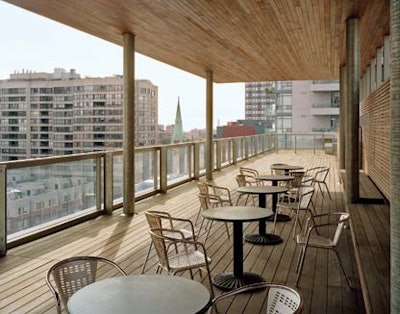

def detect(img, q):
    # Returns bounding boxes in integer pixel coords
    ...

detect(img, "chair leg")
[333,249,353,289]
[323,182,332,199]
[141,242,153,274]
[296,246,308,286]
[224,222,230,239]
[197,218,207,238]
[205,221,214,243]
[194,205,202,225]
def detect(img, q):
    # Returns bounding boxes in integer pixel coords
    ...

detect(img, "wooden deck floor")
[0,150,364,313]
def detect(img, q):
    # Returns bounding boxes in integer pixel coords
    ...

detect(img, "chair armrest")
[303,212,349,236]
[169,217,196,238]
[161,231,208,256]
[210,185,231,198]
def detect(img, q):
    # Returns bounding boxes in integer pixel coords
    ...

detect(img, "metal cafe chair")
[46,256,126,314]
[148,228,215,299]
[142,210,196,273]
[210,282,303,313]
[295,212,352,288]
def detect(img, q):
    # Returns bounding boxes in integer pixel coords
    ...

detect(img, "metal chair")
[313,167,332,199]
[210,282,303,313]
[196,182,231,224]
[46,256,127,313]
[148,228,215,299]
[142,210,196,273]
[235,174,257,206]
[277,186,316,238]
[295,212,352,288]
[270,163,289,175]
[281,171,305,203]
[239,166,262,185]
[197,193,230,242]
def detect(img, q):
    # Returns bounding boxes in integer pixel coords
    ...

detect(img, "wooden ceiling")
[4,0,389,83]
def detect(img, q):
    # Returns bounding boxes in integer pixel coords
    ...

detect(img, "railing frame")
[0,132,335,253]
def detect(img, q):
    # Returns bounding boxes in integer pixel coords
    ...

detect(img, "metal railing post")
[295,135,297,153]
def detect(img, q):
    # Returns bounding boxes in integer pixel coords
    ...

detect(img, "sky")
[0,2,245,131]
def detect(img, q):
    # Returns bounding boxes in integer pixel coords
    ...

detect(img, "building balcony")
[310,103,340,116]
[309,81,340,92]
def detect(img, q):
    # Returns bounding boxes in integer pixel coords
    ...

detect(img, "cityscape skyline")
[0,1,245,131]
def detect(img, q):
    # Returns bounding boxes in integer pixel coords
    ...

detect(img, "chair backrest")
[46,256,126,313]
[144,210,173,230]
[289,171,305,188]
[314,167,329,183]
[239,167,259,177]
[211,282,303,314]
[332,213,350,245]
[267,285,302,313]
[298,186,314,209]
[236,174,248,187]
[148,229,171,271]
[198,193,221,210]
[198,182,210,195]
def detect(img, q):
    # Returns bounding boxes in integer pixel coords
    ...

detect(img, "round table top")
[270,164,304,171]
[67,275,211,314]
[201,206,272,222]
[237,185,288,195]
[255,175,294,181]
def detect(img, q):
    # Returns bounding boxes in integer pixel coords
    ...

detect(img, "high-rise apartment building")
[0,68,158,161]
[245,80,339,133]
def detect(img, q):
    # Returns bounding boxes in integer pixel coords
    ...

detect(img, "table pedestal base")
[245,233,283,245]
[266,213,292,222]
[213,272,265,291]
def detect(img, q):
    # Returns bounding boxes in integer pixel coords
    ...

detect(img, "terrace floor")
[0,150,365,313]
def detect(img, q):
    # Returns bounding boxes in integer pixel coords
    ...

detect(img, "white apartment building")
[0,68,158,161]
[245,80,339,133]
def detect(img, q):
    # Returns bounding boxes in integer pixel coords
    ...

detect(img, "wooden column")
[339,66,346,170]
[206,70,214,180]
[345,17,360,203]
[122,33,135,215]
[390,1,400,311]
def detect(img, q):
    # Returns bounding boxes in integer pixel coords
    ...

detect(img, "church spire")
[171,97,184,143]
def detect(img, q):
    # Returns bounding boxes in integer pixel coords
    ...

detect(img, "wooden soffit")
[4,0,389,83]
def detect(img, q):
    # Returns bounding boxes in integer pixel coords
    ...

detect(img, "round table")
[67,274,212,314]
[236,186,288,245]
[270,164,304,175]
[255,175,294,222]
[202,206,271,290]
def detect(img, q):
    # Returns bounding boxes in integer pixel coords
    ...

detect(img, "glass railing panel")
[166,145,190,184]
[135,149,157,194]
[234,137,244,161]
[113,154,123,203]
[220,139,231,166]
[199,143,206,175]
[7,158,99,239]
